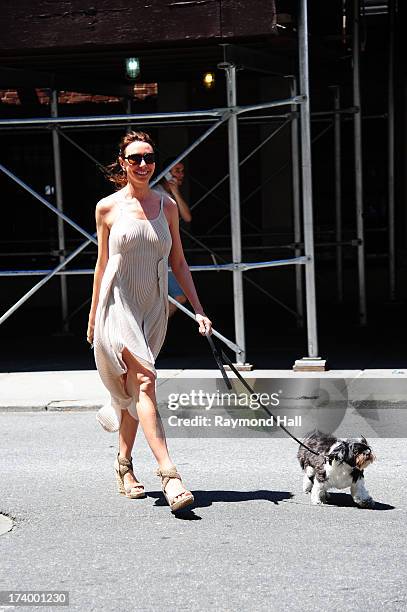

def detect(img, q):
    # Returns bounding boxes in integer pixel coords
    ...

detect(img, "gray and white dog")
[297,431,375,507]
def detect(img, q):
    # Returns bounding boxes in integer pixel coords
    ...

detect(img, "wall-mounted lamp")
[126,57,140,80]
[203,71,215,89]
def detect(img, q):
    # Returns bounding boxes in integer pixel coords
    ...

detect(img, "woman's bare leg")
[118,376,143,492]
[119,368,144,487]
[122,347,191,504]
[119,408,139,457]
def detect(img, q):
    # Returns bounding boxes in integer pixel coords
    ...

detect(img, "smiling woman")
[86,130,212,513]
[104,130,157,190]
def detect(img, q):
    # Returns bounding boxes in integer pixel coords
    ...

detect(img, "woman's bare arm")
[166,197,212,335]
[167,180,192,223]
[87,200,111,343]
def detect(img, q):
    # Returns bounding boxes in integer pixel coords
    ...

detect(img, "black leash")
[206,335,320,457]
[206,335,233,391]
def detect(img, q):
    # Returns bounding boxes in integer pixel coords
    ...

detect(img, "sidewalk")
[1,368,406,411]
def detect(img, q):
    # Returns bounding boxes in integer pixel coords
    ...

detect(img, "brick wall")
[0,90,20,105]
[0,83,158,105]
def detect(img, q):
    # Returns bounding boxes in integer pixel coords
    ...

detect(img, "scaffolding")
[0,0,397,367]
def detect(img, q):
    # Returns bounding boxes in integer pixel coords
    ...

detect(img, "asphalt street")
[1,412,406,612]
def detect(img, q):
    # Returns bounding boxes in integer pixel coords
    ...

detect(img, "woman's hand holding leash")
[195,313,212,336]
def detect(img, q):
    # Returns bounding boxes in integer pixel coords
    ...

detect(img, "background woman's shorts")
[168,271,184,298]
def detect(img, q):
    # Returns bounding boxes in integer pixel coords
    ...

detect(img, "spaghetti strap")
[160,194,164,215]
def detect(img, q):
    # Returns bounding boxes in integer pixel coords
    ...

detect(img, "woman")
[86,131,212,512]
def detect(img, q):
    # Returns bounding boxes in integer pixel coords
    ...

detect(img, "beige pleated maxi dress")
[94,194,172,432]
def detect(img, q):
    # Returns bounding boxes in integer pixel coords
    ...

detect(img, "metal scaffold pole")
[298,0,319,358]
[126,97,133,134]
[51,90,69,332]
[352,0,367,325]
[332,85,343,302]
[388,0,396,300]
[290,77,304,328]
[223,63,247,364]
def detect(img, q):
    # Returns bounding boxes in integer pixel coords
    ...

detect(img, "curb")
[0,401,104,412]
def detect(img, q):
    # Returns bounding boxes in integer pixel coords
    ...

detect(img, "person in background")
[153,158,192,318]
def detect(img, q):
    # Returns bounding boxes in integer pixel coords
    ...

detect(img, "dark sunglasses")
[124,152,156,165]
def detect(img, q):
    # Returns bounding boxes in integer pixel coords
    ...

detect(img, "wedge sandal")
[114,454,145,499]
[156,466,194,512]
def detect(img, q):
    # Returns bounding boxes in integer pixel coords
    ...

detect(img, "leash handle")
[206,335,320,457]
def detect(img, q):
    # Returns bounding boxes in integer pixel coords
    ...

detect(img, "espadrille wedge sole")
[115,454,145,499]
[156,466,194,512]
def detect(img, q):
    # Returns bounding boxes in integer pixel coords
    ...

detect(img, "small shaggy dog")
[297,431,375,507]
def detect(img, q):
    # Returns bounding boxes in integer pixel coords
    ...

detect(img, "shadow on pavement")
[325,492,395,510]
[148,489,293,509]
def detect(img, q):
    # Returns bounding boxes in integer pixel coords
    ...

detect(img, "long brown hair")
[105,131,156,189]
